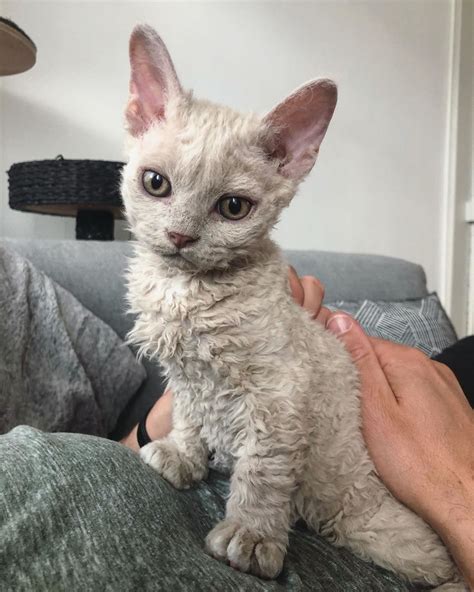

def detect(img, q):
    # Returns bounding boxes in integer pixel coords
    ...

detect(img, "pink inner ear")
[264,79,337,180]
[129,60,166,122]
[126,25,182,136]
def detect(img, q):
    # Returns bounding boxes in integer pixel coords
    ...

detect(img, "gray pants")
[0,427,414,592]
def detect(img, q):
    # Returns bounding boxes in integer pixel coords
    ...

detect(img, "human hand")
[287,269,473,517]
[325,313,474,586]
[288,266,331,325]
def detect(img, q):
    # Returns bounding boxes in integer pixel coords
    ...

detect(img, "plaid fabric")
[327,293,457,357]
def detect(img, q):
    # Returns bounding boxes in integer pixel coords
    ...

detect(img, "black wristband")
[137,406,153,448]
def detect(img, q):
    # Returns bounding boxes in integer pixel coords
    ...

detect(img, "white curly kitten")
[121,25,464,590]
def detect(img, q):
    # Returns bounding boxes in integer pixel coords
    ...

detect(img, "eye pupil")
[151,174,163,190]
[228,197,241,215]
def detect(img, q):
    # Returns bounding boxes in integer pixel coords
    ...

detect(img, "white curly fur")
[122,25,465,589]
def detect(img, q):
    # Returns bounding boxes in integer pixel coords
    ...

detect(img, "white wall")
[0,1,463,306]
[444,0,473,335]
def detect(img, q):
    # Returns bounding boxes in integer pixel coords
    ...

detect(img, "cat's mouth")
[159,250,197,269]
[155,245,233,272]
[162,252,182,259]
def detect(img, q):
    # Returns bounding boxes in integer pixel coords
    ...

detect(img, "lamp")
[0,17,36,76]
[8,157,126,240]
[3,19,126,240]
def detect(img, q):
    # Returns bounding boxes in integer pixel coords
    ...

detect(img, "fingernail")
[326,315,352,335]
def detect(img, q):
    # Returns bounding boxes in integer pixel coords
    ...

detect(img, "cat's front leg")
[205,449,297,579]
[140,397,208,490]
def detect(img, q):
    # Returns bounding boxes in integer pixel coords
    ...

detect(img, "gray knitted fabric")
[0,246,146,436]
[0,426,415,592]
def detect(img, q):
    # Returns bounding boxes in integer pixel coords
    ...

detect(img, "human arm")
[289,271,474,585]
[120,388,173,452]
[325,313,474,587]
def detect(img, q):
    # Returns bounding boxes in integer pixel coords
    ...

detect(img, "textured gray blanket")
[1,426,414,592]
[0,246,145,436]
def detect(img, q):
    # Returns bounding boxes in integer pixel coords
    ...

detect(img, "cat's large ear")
[126,25,183,136]
[263,79,337,181]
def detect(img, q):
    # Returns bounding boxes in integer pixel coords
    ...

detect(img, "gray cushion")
[328,293,457,357]
[3,240,428,342]
[0,246,146,436]
[286,250,427,303]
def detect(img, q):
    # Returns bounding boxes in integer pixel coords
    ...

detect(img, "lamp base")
[76,210,114,240]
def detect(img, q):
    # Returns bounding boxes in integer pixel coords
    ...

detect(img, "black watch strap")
[137,406,153,448]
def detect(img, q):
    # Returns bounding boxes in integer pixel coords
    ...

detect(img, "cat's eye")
[142,170,172,197]
[217,196,252,221]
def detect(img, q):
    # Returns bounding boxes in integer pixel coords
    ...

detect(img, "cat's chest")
[142,274,239,367]
[154,279,249,460]
[175,379,248,471]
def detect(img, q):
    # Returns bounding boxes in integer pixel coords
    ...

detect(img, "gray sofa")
[3,238,429,439]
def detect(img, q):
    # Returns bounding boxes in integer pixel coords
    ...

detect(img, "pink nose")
[167,231,198,249]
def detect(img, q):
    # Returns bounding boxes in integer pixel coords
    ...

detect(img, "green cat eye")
[142,170,172,198]
[217,196,252,221]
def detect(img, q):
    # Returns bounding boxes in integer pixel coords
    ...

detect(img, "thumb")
[325,313,394,407]
[326,314,374,364]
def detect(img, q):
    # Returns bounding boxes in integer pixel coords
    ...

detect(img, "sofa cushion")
[328,293,457,357]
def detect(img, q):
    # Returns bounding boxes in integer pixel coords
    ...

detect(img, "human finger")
[300,275,325,318]
[316,305,332,326]
[326,313,396,410]
[288,266,304,306]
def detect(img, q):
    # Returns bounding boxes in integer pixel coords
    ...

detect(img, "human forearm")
[325,314,474,586]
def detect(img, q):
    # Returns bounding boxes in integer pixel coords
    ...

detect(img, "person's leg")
[1,426,413,591]
[1,426,230,592]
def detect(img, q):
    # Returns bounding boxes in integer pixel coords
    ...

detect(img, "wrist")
[434,501,474,587]
[422,474,474,586]
[424,473,474,533]
[120,424,140,452]
[119,390,172,452]
[145,391,173,441]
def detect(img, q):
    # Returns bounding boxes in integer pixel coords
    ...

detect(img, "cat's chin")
[157,250,242,274]
[157,251,193,269]
[158,251,218,273]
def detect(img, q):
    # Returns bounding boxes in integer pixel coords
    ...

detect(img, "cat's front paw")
[140,440,207,489]
[205,519,286,579]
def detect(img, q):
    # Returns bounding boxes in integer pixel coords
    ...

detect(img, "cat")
[121,24,464,590]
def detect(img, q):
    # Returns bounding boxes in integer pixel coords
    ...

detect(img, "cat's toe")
[139,440,198,489]
[205,519,240,560]
[205,519,285,579]
[251,540,285,579]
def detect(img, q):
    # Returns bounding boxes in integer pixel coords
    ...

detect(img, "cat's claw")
[205,519,285,579]
[140,440,206,489]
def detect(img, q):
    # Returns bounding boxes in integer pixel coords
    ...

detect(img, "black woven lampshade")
[8,157,126,240]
